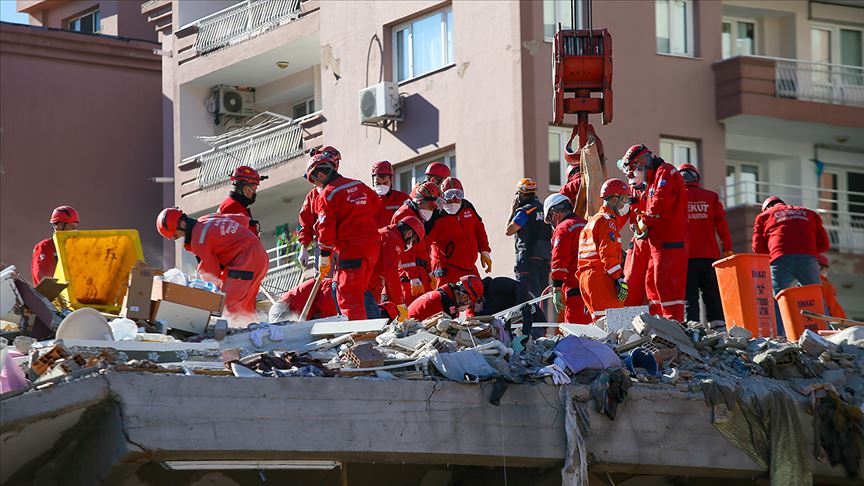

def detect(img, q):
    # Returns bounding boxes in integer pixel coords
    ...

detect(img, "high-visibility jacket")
[218,192,259,236]
[278,277,337,319]
[550,214,587,289]
[408,284,460,321]
[426,200,491,274]
[31,237,57,285]
[297,188,320,246]
[684,182,732,259]
[316,176,380,255]
[371,225,405,305]
[376,189,410,229]
[752,203,829,262]
[644,161,688,244]
[578,205,623,279]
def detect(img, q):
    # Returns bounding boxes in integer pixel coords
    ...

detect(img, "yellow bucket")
[53,229,145,313]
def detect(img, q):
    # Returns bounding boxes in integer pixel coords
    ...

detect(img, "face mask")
[374,184,390,196]
[632,168,645,185]
[619,202,630,217]
[419,209,433,221]
[315,186,323,194]
[444,203,461,215]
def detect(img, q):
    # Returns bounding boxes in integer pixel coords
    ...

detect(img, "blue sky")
[0,0,29,24]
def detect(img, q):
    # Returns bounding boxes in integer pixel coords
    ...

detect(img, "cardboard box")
[150,300,213,334]
[151,280,225,316]
[121,262,161,320]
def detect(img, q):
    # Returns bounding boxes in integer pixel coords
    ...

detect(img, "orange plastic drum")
[776,284,827,341]
[712,254,776,338]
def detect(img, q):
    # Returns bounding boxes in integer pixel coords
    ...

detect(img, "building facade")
[145,0,863,317]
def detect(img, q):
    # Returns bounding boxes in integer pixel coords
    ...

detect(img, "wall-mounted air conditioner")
[359,81,400,125]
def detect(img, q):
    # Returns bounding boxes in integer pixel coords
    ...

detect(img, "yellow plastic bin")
[712,254,777,338]
[776,284,827,341]
[53,229,144,314]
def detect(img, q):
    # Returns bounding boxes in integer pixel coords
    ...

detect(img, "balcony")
[260,244,306,298]
[713,56,864,128]
[192,0,302,55]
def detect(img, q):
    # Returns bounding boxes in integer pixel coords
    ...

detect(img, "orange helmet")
[425,161,451,179]
[156,207,184,239]
[50,206,79,224]
[600,179,629,199]
[229,165,267,185]
[371,160,394,176]
[458,275,484,303]
[516,178,537,193]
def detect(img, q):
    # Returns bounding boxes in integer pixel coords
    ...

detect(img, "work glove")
[298,245,309,267]
[318,255,331,277]
[614,278,628,302]
[396,304,409,322]
[410,278,425,296]
[552,287,566,313]
[723,251,734,258]
[480,251,493,273]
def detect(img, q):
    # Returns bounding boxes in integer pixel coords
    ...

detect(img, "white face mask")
[419,209,433,221]
[632,168,645,185]
[373,184,390,196]
[315,186,323,194]
[619,202,631,217]
[444,203,461,215]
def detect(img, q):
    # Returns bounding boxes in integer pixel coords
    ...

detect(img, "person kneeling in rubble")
[156,208,267,324]
[269,277,338,322]
[370,216,426,321]
[408,275,484,322]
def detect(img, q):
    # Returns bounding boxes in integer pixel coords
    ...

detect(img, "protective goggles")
[443,189,464,201]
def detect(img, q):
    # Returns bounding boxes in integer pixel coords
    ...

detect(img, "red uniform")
[559,171,582,206]
[276,278,337,320]
[31,237,57,285]
[370,225,405,305]
[550,215,591,324]
[821,275,846,319]
[426,201,491,286]
[298,188,320,246]
[752,204,829,261]
[217,193,259,236]
[317,176,381,320]
[407,284,461,321]
[578,206,625,320]
[391,202,432,304]
[376,189,410,229]
[186,214,268,320]
[623,187,649,306]
[684,182,731,259]
[643,161,688,321]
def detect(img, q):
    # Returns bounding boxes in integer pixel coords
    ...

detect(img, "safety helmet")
[441,177,464,201]
[309,145,341,166]
[411,181,443,204]
[617,144,652,172]
[50,206,79,224]
[677,163,700,183]
[516,178,537,193]
[761,196,784,212]
[397,216,425,244]
[229,165,268,185]
[305,153,337,180]
[156,207,184,239]
[425,161,451,179]
[371,160,394,176]
[600,179,630,199]
[458,275,484,302]
[542,193,571,223]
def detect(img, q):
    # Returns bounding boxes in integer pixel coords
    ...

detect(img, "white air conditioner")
[359,81,400,124]
[215,85,256,117]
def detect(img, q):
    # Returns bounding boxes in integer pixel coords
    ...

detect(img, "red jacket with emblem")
[31,237,57,285]
[185,214,263,282]
[559,171,582,206]
[317,176,380,254]
[372,225,406,304]
[550,214,587,289]
[578,206,624,278]
[684,182,732,259]
[644,161,688,244]
[218,194,259,236]
[426,201,491,272]
[392,202,432,278]
[752,203,829,262]
[407,284,460,321]
[376,189,410,229]
[297,188,319,246]
[279,277,337,319]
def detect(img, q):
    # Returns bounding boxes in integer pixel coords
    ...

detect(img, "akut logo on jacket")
[773,208,809,222]
[688,201,710,219]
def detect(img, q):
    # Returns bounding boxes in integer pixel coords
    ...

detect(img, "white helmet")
[542,193,571,223]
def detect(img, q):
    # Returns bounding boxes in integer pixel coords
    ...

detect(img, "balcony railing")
[775,58,864,107]
[721,180,864,255]
[260,245,305,297]
[193,0,302,55]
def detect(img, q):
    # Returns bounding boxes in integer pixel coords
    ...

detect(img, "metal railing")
[261,245,305,296]
[775,57,864,107]
[721,180,864,254]
[193,0,302,54]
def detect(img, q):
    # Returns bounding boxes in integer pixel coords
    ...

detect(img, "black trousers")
[515,258,550,298]
[685,258,724,322]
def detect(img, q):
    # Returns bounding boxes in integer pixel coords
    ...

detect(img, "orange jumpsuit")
[578,206,625,320]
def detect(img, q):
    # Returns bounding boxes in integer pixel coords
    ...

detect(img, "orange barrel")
[775,284,827,341]
[712,254,776,338]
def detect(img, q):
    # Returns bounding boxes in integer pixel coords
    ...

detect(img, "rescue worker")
[408,275,484,321]
[543,193,591,324]
[218,165,267,236]
[620,145,688,321]
[424,161,451,186]
[391,182,442,304]
[506,178,551,298]
[472,276,548,323]
[268,277,337,322]
[617,146,651,307]
[371,160,410,228]
[752,196,830,334]
[577,179,630,320]
[370,216,426,321]
[156,209,267,323]
[297,146,341,266]
[679,163,733,325]
[32,206,79,285]
[817,255,846,319]
[559,164,582,206]
[426,177,492,286]
[306,153,381,320]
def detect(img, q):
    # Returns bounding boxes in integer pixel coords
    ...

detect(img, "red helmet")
[441,177,464,201]
[309,145,341,166]
[425,161,451,179]
[677,163,700,183]
[371,160,394,176]
[397,215,425,243]
[618,144,651,172]
[305,154,337,180]
[156,207,184,239]
[229,165,267,185]
[411,181,443,204]
[600,178,629,199]
[761,196,784,212]
[50,206,79,224]
[458,275,484,302]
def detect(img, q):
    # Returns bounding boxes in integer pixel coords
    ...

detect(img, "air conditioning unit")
[215,85,256,117]
[359,81,400,124]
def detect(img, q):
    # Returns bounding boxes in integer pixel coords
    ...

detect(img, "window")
[544,0,581,41]
[725,162,761,207]
[68,9,100,34]
[656,0,694,56]
[659,138,698,167]
[548,126,572,189]
[811,24,863,87]
[292,98,315,119]
[394,8,453,82]
[722,18,756,59]
[394,152,456,193]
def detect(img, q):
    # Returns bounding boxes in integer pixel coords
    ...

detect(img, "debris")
[798,329,833,357]
[310,318,388,336]
[728,326,753,340]
[553,336,621,374]
[430,349,497,382]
